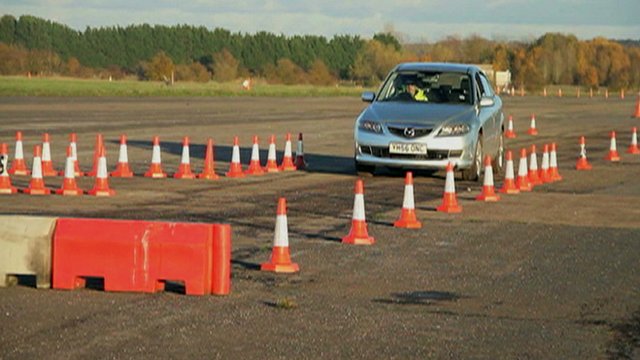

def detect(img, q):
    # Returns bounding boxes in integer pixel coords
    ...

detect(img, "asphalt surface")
[0,95,639,359]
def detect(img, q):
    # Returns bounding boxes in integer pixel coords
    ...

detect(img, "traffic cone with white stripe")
[527,114,538,136]
[23,145,51,195]
[8,131,29,175]
[505,115,516,139]
[294,132,307,169]
[226,136,245,178]
[41,133,57,176]
[436,162,462,213]
[197,138,219,180]
[626,127,640,154]
[0,143,17,194]
[88,146,115,196]
[144,136,167,178]
[342,179,375,245]
[279,133,297,171]
[264,135,280,173]
[604,131,621,162]
[549,143,563,181]
[56,145,83,196]
[394,172,422,228]
[576,136,593,170]
[87,134,104,177]
[528,145,543,185]
[499,150,519,194]
[476,155,500,202]
[245,135,265,175]
[173,136,195,179]
[516,148,533,191]
[110,134,134,177]
[61,133,84,177]
[261,197,300,273]
[633,94,640,118]
[539,144,552,183]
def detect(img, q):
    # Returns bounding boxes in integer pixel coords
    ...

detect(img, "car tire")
[355,160,375,176]
[492,132,504,176]
[461,135,482,182]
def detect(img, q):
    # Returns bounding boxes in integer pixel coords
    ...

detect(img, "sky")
[1,0,639,42]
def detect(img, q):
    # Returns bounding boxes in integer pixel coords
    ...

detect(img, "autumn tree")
[211,48,238,82]
[307,59,335,86]
[351,40,402,85]
[143,51,174,81]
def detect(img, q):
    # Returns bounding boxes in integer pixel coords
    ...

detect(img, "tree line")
[0,14,638,90]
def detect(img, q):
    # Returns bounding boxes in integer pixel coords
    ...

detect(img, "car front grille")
[387,126,433,139]
[360,146,462,160]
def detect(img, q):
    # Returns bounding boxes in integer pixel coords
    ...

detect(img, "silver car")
[354,62,504,181]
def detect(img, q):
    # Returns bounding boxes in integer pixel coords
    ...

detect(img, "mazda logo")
[403,127,416,138]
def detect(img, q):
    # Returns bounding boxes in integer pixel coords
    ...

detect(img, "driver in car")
[406,79,428,102]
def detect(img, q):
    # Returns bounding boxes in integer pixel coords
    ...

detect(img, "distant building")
[477,64,511,90]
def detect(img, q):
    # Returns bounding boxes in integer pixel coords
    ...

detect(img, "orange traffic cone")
[548,143,563,181]
[499,150,519,194]
[62,133,84,177]
[245,135,265,175]
[174,136,195,179]
[263,135,280,173]
[516,148,533,192]
[436,162,462,213]
[279,133,297,171]
[539,144,552,183]
[476,155,500,201]
[88,146,115,196]
[633,94,640,118]
[576,136,593,170]
[527,114,538,135]
[8,131,29,175]
[144,136,167,178]
[111,134,134,177]
[87,134,103,177]
[23,145,51,195]
[505,115,517,139]
[226,136,245,178]
[56,145,83,196]
[197,138,219,180]
[294,133,307,170]
[394,172,422,228]
[261,198,299,273]
[604,131,621,162]
[0,143,18,194]
[342,179,375,245]
[528,145,543,185]
[41,133,57,177]
[627,127,640,154]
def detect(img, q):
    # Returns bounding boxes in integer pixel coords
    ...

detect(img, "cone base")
[527,129,538,136]
[110,171,134,177]
[576,159,592,170]
[505,131,516,139]
[499,187,520,194]
[42,170,58,177]
[295,156,306,169]
[341,234,375,245]
[264,166,280,173]
[604,153,621,162]
[56,188,84,196]
[528,174,543,185]
[144,171,167,178]
[626,147,640,154]
[23,188,51,195]
[197,172,219,180]
[475,192,500,202]
[393,219,422,229]
[260,262,300,273]
[173,172,196,179]
[0,187,18,194]
[245,163,266,175]
[8,169,30,176]
[87,188,115,196]
[279,165,297,171]
[225,171,245,178]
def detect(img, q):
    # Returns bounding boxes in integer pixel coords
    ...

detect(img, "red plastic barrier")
[52,218,231,295]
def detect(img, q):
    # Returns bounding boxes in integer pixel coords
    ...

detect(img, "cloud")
[1,0,638,40]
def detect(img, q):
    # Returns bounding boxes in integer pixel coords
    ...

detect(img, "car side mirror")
[361,91,375,103]
[479,96,495,107]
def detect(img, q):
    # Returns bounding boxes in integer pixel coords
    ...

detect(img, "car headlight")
[437,124,470,137]
[359,120,383,133]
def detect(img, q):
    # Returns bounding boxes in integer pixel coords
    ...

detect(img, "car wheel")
[355,160,375,176]
[461,135,482,182]
[492,132,504,175]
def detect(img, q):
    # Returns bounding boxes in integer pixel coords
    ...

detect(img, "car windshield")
[377,70,472,105]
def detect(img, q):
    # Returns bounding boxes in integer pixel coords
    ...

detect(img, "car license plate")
[389,143,427,155]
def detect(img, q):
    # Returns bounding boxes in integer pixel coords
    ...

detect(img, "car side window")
[474,74,484,102]
[479,73,494,97]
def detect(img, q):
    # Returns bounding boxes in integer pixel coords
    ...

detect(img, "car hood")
[361,102,475,127]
